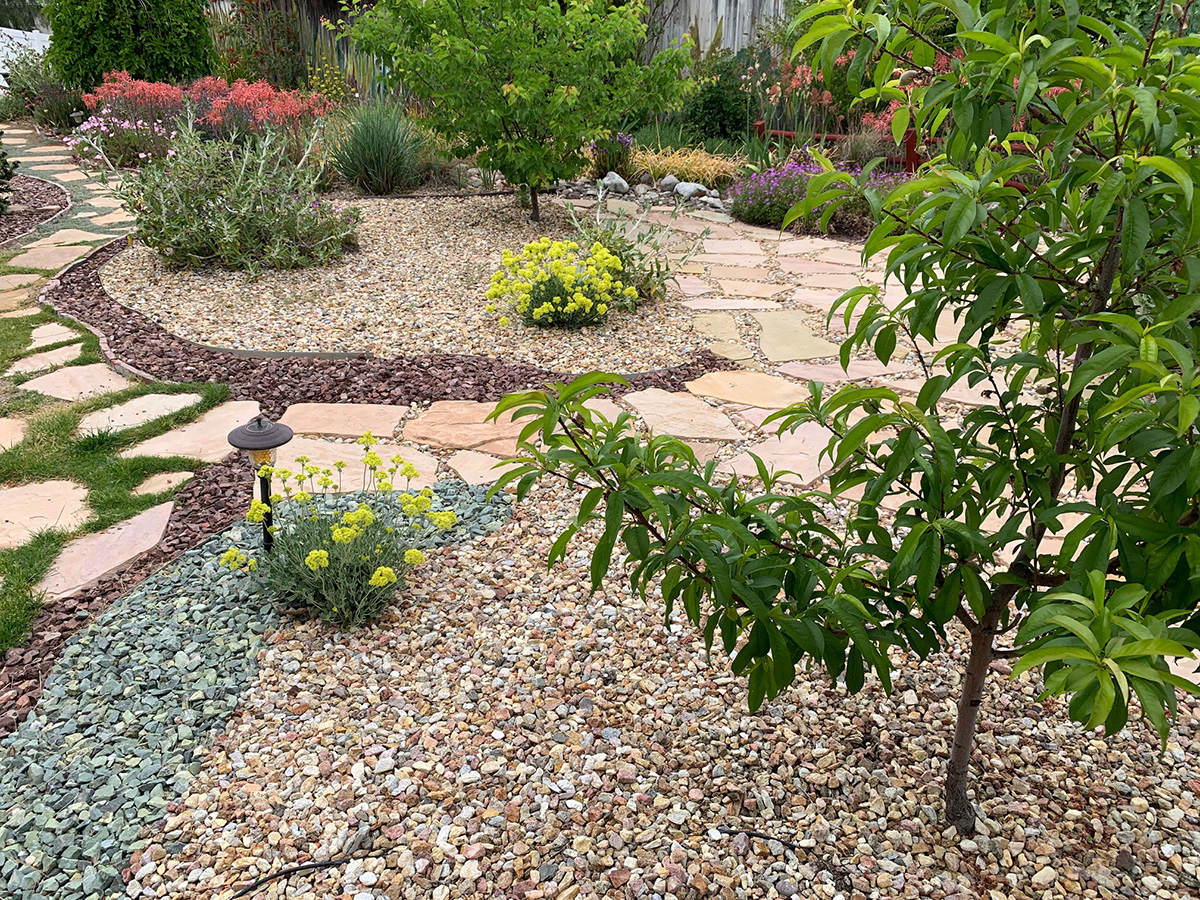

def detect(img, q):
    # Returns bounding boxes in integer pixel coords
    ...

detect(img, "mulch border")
[0,174,73,249]
[0,239,727,736]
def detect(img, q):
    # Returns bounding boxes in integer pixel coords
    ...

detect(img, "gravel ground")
[49,243,725,418]
[128,480,1200,900]
[0,175,71,246]
[99,197,705,373]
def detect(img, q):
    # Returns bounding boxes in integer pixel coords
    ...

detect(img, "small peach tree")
[492,0,1200,830]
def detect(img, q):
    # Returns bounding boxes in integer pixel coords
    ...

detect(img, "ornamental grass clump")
[486,237,636,329]
[220,434,457,629]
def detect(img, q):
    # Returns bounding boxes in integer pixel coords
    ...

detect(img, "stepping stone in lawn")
[624,388,743,441]
[691,312,740,342]
[751,311,840,362]
[28,322,79,348]
[279,402,405,439]
[776,359,912,383]
[92,211,134,226]
[0,273,41,291]
[703,238,763,255]
[404,400,525,456]
[86,195,127,209]
[36,502,173,599]
[20,363,133,400]
[448,450,506,486]
[0,289,29,311]
[27,229,112,247]
[0,417,27,450]
[0,480,91,549]
[718,280,791,299]
[686,371,812,408]
[48,169,88,183]
[0,307,40,318]
[7,244,93,270]
[77,392,203,435]
[133,471,194,496]
[119,400,260,462]
[681,296,781,311]
[27,163,74,172]
[272,436,438,492]
[718,422,835,487]
[671,275,713,297]
[6,342,83,376]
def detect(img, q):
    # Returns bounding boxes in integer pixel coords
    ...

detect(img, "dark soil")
[49,242,727,417]
[0,174,71,246]
[0,454,253,737]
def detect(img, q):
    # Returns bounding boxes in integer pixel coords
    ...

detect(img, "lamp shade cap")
[227,414,294,451]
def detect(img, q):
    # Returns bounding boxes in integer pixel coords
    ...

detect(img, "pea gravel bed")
[48,243,725,419]
[99,197,705,374]
[129,481,1200,900]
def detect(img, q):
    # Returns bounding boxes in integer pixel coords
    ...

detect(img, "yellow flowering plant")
[485,237,638,329]
[218,438,458,628]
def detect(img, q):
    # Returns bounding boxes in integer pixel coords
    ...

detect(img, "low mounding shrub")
[333,101,430,195]
[0,134,18,215]
[116,119,360,274]
[681,51,750,141]
[486,238,635,329]
[725,158,909,235]
[219,439,458,629]
[0,45,50,119]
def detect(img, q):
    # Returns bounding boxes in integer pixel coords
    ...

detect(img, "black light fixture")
[227,414,294,551]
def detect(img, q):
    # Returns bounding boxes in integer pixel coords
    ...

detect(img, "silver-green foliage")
[333,101,430,195]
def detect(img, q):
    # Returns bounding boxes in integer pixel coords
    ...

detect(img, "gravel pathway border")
[46,242,726,418]
[0,175,72,248]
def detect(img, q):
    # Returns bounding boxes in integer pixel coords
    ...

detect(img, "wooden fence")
[652,0,788,55]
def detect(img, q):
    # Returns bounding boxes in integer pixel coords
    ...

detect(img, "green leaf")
[1067,346,1136,400]
[1011,645,1097,679]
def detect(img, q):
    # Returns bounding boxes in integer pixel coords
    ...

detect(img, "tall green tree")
[493,0,1200,829]
[45,0,212,89]
[345,0,689,220]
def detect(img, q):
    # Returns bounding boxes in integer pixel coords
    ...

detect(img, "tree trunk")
[944,622,994,830]
[529,184,540,222]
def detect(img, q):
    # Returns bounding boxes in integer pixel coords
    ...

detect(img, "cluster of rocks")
[447,163,507,191]
[559,172,726,213]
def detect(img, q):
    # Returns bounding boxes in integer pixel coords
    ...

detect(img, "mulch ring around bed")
[0,174,72,246]
[50,242,727,418]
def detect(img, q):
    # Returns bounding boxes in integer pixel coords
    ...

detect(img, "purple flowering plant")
[589,131,634,179]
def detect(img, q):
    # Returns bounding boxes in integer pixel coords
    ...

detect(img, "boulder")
[659,174,680,191]
[674,181,708,199]
[601,171,630,194]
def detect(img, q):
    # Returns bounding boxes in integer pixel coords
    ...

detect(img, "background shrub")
[44,0,212,90]
[680,51,750,141]
[589,132,633,179]
[0,133,18,215]
[117,120,359,274]
[333,101,430,194]
[0,45,50,119]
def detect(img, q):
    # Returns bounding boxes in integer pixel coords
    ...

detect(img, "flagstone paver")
[0,417,27,450]
[690,313,740,342]
[86,196,126,209]
[119,400,261,462]
[28,322,79,348]
[447,450,506,486]
[776,359,912,382]
[790,288,849,314]
[36,502,173,600]
[0,307,41,319]
[671,275,713,297]
[272,436,438,492]
[20,363,134,400]
[77,392,203,435]
[47,169,88,183]
[0,289,28,311]
[92,211,134,226]
[6,342,83,375]
[279,402,406,439]
[0,480,91,549]
[776,257,858,275]
[710,265,770,280]
[27,229,113,247]
[0,274,40,291]
[703,238,763,255]
[778,237,837,256]
[687,253,767,266]
[718,279,791,299]
[718,422,835,486]
[681,296,781,311]
[7,244,93,270]
[133,471,195,496]
[708,341,756,363]
[686,371,812,408]
[751,311,841,362]
[624,388,743,441]
[817,246,869,267]
[797,272,866,291]
[403,400,524,456]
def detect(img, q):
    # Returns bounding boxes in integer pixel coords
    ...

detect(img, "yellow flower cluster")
[485,237,636,329]
[425,510,457,530]
[306,549,330,571]
[246,499,270,524]
[404,548,426,566]
[219,547,256,571]
[369,565,398,587]
[398,488,434,517]
[308,58,351,104]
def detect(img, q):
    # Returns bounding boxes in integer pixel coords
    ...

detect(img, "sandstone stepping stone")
[777,237,836,256]
[672,275,713,297]
[624,388,743,441]
[776,359,911,382]
[704,238,763,255]
[686,253,767,266]
[681,296,781,311]
[36,502,173,599]
[0,289,28,311]
[691,313,740,342]
[92,211,134,226]
[606,198,639,215]
[718,280,790,299]
[582,398,625,422]
[752,311,840,362]
[280,402,405,439]
[0,417,27,450]
[684,441,722,463]
[689,210,735,224]
[663,216,740,239]
[798,272,865,291]
[7,244,93,270]
[119,400,260,462]
[28,163,74,172]
[20,362,133,400]
[272,436,437,492]
[0,273,40,291]
[28,322,79,349]
[49,169,87,183]
[0,480,91,549]
[816,245,867,267]
[686,371,811,408]
[78,392,202,435]
[791,288,848,314]
[776,257,857,275]
[890,377,996,407]
[133,471,194,496]
[675,262,705,275]
[27,229,111,247]
[0,306,40,318]
[448,450,506,486]
[86,196,126,209]
[404,400,524,456]
[710,265,769,280]
[718,422,834,487]
[709,341,756,362]
[734,224,787,240]
[6,342,83,375]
